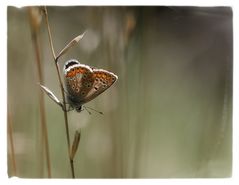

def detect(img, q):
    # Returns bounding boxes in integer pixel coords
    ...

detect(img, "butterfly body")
[63,59,118,112]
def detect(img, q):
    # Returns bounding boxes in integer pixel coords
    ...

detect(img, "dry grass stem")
[7,109,17,176]
[28,7,52,178]
[43,6,75,178]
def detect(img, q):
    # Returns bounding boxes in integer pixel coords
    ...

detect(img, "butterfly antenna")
[83,106,103,115]
[83,106,92,115]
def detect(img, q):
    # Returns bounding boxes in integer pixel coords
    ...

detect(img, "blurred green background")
[7,6,232,178]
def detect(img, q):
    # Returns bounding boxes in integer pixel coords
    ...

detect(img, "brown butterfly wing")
[65,64,94,103]
[79,69,118,104]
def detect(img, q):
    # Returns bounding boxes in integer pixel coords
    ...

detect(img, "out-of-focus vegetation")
[7,6,232,178]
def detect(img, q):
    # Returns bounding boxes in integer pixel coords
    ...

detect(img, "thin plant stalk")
[28,7,52,178]
[43,6,75,178]
[7,109,17,176]
[31,30,52,178]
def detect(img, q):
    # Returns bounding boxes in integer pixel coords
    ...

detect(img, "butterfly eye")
[75,106,82,112]
[81,91,86,96]
[94,87,98,90]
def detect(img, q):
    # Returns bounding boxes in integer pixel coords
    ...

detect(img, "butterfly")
[63,59,118,112]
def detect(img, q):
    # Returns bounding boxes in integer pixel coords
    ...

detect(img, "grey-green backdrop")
[7,6,232,178]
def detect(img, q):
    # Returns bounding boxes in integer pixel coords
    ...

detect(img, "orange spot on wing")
[66,67,90,78]
[66,70,76,78]
[102,74,106,78]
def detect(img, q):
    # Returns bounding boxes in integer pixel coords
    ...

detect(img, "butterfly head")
[75,105,83,112]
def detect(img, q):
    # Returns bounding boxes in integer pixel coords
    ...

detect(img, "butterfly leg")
[83,106,103,115]
[82,106,92,115]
